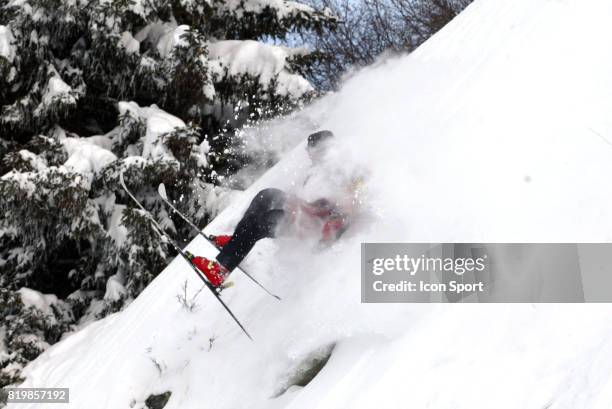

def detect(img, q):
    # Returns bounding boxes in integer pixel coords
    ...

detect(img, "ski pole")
[158,183,281,301]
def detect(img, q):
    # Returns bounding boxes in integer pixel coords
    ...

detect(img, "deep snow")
[9,0,612,408]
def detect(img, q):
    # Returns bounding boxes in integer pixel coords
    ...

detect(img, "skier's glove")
[321,213,349,243]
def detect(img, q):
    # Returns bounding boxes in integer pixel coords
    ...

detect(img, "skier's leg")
[246,188,287,214]
[216,189,287,271]
[217,209,285,271]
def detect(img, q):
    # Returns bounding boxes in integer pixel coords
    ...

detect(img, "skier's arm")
[319,172,368,243]
[320,212,349,242]
[298,198,337,218]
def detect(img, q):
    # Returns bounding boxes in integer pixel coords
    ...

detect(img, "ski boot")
[185,251,232,289]
[208,234,232,249]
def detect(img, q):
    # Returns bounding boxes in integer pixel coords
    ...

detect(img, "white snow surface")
[10,0,612,408]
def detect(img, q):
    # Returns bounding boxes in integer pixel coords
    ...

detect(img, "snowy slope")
[10,0,612,408]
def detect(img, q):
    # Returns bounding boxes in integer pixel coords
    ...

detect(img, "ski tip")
[158,183,168,200]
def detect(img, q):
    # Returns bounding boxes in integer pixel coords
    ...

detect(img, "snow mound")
[9,0,612,408]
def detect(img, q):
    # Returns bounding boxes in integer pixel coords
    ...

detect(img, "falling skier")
[186,130,367,288]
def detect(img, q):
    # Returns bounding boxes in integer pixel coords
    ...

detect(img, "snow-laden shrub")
[0,288,72,387]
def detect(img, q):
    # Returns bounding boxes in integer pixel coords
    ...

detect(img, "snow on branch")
[209,40,313,98]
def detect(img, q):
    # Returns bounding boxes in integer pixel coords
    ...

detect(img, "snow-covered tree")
[0,0,336,386]
[300,0,471,90]
[0,288,72,386]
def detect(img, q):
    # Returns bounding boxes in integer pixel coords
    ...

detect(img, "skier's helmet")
[307,130,334,149]
[307,130,334,162]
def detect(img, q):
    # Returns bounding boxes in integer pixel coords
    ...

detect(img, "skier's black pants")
[216,188,287,271]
